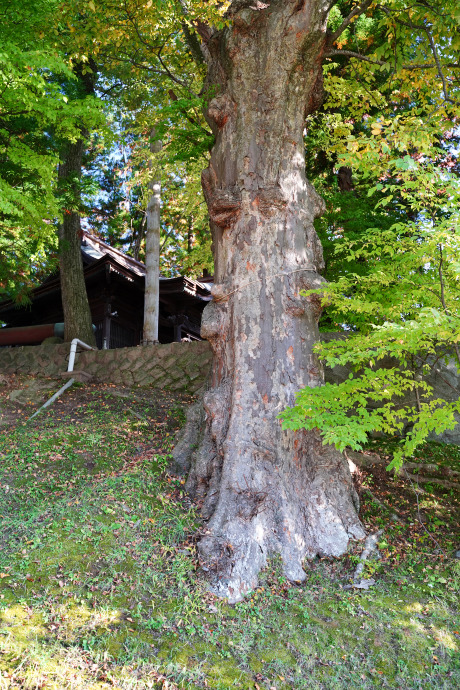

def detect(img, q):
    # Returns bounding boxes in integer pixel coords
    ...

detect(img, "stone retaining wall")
[0,341,213,394]
[1,335,459,443]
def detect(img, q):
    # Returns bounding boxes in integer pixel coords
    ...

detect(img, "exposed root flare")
[346,450,460,490]
[353,530,383,583]
[185,426,365,603]
[402,470,459,491]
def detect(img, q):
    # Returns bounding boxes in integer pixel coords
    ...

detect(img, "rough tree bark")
[143,131,162,345]
[175,0,365,603]
[58,61,97,347]
[58,136,96,346]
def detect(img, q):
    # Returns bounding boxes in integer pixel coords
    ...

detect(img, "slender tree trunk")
[58,137,96,346]
[187,216,194,253]
[142,131,162,345]
[133,215,146,262]
[176,0,364,602]
[58,61,97,347]
[338,166,354,192]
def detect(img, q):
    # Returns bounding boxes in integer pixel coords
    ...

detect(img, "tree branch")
[328,0,373,44]
[424,23,457,105]
[378,5,424,31]
[377,5,459,105]
[177,0,206,66]
[120,0,196,93]
[325,49,459,73]
[102,52,191,86]
[325,48,386,66]
[168,89,213,137]
[157,47,192,91]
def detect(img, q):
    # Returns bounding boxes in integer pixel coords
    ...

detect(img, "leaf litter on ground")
[0,373,458,689]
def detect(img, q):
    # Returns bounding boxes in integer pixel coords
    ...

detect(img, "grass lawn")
[0,374,458,689]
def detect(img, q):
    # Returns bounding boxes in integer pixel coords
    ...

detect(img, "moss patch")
[0,377,458,688]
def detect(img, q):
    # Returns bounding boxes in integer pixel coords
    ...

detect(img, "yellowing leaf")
[88,1,96,11]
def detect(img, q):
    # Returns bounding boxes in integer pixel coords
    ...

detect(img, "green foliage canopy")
[282,0,460,468]
[0,0,103,301]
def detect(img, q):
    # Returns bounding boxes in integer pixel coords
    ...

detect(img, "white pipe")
[67,338,95,372]
[27,338,95,422]
[28,378,75,420]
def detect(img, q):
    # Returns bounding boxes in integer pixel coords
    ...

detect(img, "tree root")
[346,450,386,468]
[402,462,460,478]
[347,450,460,489]
[172,396,205,475]
[401,470,459,490]
[353,529,383,583]
[362,489,406,524]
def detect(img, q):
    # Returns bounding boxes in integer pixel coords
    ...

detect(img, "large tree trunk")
[176,0,364,603]
[58,137,96,346]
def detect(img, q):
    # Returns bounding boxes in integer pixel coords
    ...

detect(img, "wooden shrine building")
[0,232,212,348]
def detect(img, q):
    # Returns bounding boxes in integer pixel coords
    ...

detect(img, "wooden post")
[142,129,162,345]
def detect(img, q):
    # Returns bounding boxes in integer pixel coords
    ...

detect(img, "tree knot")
[202,168,241,230]
[207,94,236,131]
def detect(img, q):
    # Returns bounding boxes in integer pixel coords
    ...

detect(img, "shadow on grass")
[0,379,458,688]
